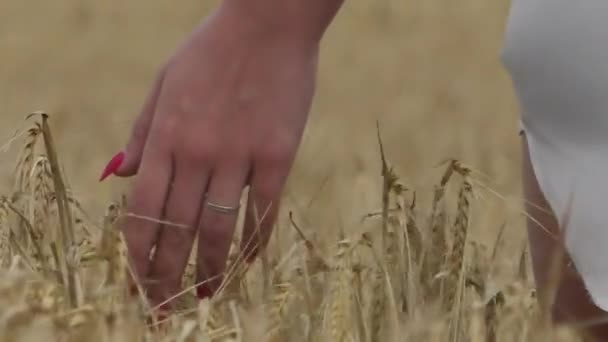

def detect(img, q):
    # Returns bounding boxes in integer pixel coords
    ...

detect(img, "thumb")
[100,67,166,181]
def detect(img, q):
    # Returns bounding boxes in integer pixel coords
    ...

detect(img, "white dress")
[501,0,608,310]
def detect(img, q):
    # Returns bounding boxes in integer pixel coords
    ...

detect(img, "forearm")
[219,0,345,44]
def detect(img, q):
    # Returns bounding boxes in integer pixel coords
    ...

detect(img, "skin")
[109,0,345,311]
[522,134,608,340]
[102,0,608,336]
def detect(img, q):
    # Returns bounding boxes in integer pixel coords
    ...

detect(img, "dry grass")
[0,0,589,341]
[0,114,589,341]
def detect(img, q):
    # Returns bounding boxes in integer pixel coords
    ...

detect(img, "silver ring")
[205,197,240,214]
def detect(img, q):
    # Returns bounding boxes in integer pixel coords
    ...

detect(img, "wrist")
[218,0,344,46]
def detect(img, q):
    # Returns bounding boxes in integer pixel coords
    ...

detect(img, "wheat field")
[0,1,588,341]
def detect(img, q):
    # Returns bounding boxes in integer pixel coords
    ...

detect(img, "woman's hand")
[100,1,341,310]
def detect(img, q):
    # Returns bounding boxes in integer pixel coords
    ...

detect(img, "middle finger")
[195,163,249,299]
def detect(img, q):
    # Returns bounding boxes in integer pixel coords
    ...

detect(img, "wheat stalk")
[0,113,588,341]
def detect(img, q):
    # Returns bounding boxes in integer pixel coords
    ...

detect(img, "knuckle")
[258,143,293,167]
[165,229,195,251]
[256,127,299,167]
[254,179,282,200]
[180,140,217,165]
[224,140,249,160]
[160,114,218,164]
[151,116,177,141]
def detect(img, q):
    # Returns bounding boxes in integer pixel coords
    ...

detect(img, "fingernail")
[245,249,258,263]
[99,151,125,181]
[129,283,138,297]
[159,303,171,312]
[196,284,213,300]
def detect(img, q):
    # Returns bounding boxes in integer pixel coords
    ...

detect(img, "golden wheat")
[0,114,586,341]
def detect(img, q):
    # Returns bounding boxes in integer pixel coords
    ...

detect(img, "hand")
[100,5,322,310]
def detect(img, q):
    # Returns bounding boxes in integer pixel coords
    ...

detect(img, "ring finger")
[195,163,249,299]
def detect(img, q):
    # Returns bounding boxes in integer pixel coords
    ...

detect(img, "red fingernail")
[245,249,258,263]
[159,303,171,312]
[196,284,213,300]
[129,283,138,297]
[99,151,125,181]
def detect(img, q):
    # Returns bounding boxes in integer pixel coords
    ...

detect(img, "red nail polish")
[99,151,125,181]
[159,302,171,312]
[196,284,213,299]
[245,249,258,263]
[129,283,138,297]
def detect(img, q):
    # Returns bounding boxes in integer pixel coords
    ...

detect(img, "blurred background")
[0,1,523,254]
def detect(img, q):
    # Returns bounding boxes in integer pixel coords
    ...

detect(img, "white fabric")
[501,0,608,310]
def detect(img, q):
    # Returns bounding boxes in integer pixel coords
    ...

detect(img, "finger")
[114,66,167,177]
[195,164,249,299]
[121,118,173,291]
[147,159,210,308]
[240,162,289,264]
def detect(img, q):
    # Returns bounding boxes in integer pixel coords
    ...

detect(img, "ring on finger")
[204,195,240,214]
